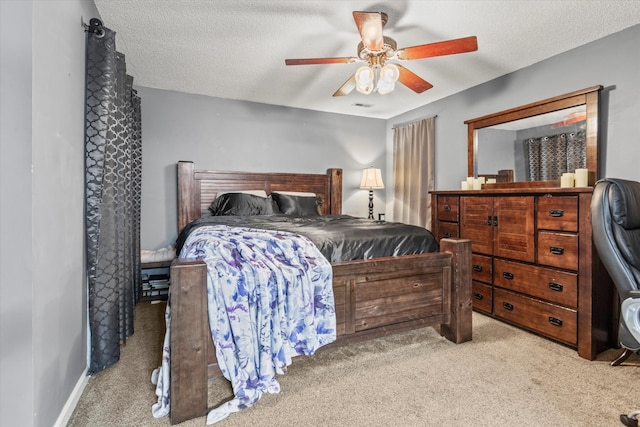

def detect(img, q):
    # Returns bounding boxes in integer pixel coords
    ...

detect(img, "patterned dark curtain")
[84,19,142,374]
[525,130,586,181]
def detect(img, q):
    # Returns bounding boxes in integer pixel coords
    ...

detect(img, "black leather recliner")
[591,178,640,366]
[591,178,640,427]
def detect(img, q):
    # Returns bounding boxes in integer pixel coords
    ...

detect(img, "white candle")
[486,178,497,184]
[575,168,589,187]
[461,181,469,190]
[472,178,482,190]
[560,173,575,188]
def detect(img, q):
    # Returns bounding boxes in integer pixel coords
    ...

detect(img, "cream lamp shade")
[359,167,385,190]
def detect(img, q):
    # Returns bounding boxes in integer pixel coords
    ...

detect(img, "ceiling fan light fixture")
[377,80,395,95]
[377,63,399,94]
[380,63,399,83]
[355,66,374,94]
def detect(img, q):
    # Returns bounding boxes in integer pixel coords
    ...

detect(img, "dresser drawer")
[471,254,492,284]
[436,221,459,241]
[493,258,577,308]
[537,231,578,270]
[472,281,493,314]
[493,288,577,346]
[537,196,578,232]
[437,196,459,222]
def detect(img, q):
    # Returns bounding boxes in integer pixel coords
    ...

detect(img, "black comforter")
[176,215,439,263]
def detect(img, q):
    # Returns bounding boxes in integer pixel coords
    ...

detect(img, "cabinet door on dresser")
[460,196,534,262]
[460,196,493,255]
[493,197,535,263]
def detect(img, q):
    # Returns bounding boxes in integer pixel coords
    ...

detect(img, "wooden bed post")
[177,161,200,234]
[170,259,209,425]
[327,168,343,215]
[439,238,473,343]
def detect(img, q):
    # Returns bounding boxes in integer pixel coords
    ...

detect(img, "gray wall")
[388,24,640,195]
[0,1,97,426]
[137,88,387,249]
[1,1,34,425]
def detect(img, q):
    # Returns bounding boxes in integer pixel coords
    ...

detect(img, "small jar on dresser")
[431,186,617,360]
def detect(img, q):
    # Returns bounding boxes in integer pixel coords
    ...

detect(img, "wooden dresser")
[432,187,616,360]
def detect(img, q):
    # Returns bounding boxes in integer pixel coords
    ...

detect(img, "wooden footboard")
[168,238,471,424]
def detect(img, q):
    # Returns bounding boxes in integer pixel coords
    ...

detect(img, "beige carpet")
[68,301,639,427]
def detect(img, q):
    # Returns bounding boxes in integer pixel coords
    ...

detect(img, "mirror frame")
[465,85,602,187]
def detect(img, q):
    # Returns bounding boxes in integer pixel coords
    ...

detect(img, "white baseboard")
[53,367,90,427]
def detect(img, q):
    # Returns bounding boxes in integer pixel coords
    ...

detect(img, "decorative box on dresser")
[431,187,616,360]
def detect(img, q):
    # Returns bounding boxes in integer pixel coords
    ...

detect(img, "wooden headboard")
[177,161,343,233]
[478,169,514,183]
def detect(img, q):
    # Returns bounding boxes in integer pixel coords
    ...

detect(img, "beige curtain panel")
[392,117,435,229]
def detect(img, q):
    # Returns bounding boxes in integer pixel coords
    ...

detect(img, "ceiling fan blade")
[333,74,356,97]
[396,64,433,93]
[397,36,478,61]
[353,11,386,51]
[285,57,357,66]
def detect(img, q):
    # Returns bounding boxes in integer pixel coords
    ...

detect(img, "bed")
[164,161,472,424]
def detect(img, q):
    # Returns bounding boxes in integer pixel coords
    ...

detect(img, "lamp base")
[367,190,374,219]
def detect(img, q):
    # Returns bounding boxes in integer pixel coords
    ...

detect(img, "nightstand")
[141,260,172,301]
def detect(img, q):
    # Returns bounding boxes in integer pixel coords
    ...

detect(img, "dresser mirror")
[465,85,602,187]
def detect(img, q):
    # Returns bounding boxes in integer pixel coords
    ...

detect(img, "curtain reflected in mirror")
[524,125,586,181]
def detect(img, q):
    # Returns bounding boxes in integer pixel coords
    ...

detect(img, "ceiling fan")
[285,11,478,96]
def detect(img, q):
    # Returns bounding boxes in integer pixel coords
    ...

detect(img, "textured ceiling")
[94,1,640,119]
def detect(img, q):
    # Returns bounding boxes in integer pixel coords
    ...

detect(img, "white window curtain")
[392,117,435,229]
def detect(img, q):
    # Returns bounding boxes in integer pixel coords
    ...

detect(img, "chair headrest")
[605,178,640,230]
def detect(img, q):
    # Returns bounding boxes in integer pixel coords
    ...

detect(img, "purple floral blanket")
[152,225,335,424]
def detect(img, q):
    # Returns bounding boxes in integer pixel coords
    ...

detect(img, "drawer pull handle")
[503,302,514,311]
[443,232,452,238]
[473,265,483,272]
[473,292,484,300]
[443,205,451,212]
[549,282,564,292]
[502,272,514,280]
[487,215,492,226]
[549,209,564,217]
[549,246,564,255]
[548,317,563,327]
[493,215,498,226]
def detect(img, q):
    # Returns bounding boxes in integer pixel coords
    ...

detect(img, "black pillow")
[208,193,277,216]
[271,192,322,217]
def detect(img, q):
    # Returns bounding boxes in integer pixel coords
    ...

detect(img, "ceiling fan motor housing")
[357,36,397,63]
